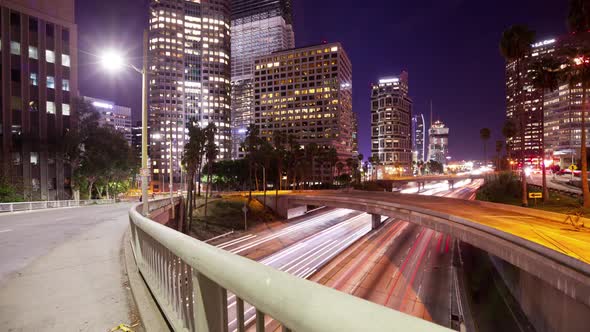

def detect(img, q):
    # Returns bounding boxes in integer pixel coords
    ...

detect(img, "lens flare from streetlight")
[100,50,125,71]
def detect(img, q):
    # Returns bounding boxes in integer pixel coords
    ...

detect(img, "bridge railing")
[0,199,116,213]
[129,198,451,332]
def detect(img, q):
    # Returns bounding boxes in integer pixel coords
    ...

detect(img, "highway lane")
[213,207,388,331]
[308,180,480,330]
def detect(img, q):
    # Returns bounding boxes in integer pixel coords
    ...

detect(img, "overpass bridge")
[376,174,487,190]
[268,190,590,332]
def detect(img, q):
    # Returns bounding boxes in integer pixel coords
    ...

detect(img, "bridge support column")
[371,214,382,230]
[449,180,454,189]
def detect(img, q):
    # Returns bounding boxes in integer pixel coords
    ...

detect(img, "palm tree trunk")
[581,85,590,208]
[204,164,212,217]
[541,93,549,202]
[518,60,528,206]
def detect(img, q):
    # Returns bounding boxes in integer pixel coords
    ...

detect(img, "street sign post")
[528,192,542,205]
[569,164,578,171]
[242,204,248,231]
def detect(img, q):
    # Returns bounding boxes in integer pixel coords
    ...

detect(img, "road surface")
[307,181,480,329]
[0,203,138,332]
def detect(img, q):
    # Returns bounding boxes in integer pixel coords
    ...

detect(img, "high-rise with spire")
[230,0,295,159]
[147,0,232,191]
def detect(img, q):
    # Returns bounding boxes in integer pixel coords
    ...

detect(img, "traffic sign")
[569,164,578,171]
[528,192,542,199]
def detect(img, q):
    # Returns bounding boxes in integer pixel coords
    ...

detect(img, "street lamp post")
[100,31,150,215]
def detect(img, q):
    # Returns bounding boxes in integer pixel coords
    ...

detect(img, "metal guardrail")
[128,198,451,332]
[0,199,116,213]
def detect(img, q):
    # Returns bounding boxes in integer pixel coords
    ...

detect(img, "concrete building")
[131,120,142,160]
[370,72,412,175]
[505,38,557,163]
[81,96,132,145]
[412,113,426,162]
[253,42,355,181]
[542,32,590,167]
[231,0,294,159]
[148,0,231,192]
[428,120,449,164]
[0,0,77,200]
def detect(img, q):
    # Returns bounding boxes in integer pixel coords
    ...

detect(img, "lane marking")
[0,229,12,233]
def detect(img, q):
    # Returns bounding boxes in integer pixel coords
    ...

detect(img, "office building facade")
[0,0,77,200]
[505,38,557,162]
[412,113,425,162]
[81,96,132,145]
[253,42,355,181]
[148,0,231,191]
[231,0,294,159]
[370,72,413,174]
[428,120,449,164]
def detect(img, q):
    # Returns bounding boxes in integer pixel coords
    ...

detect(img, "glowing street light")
[99,32,150,215]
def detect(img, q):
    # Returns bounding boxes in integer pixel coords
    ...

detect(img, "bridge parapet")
[128,197,451,332]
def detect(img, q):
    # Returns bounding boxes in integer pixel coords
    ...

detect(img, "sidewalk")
[0,205,139,331]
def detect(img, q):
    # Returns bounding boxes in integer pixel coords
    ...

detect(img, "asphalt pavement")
[0,203,138,332]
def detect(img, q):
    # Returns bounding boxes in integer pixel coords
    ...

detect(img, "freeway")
[310,181,480,329]
[0,203,138,331]
[212,207,385,331]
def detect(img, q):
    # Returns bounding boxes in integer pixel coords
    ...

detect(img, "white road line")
[0,229,12,233]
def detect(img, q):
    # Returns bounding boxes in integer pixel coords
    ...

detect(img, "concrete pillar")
[371,213,382,230]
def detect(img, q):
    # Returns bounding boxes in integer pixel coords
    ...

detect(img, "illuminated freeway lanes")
[212,207,385,331]
[308,181,482,329]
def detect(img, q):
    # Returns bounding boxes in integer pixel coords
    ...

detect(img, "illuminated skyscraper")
[428,120,449,164]
[231,0,294,159]
[370,72,413,174]
[412,113,425,162]
[148,0,231,191]
[1,0,77,200]
[253,43,355,182]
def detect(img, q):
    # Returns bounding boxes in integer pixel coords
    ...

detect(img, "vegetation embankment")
[476,172,590,215]
[187,195,279,240]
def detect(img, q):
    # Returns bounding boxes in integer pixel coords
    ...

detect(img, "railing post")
[29,202,33,211]
[256,309,265,332]
[193,271,228,332]
[236,297,245,332]
[9,204,13,212]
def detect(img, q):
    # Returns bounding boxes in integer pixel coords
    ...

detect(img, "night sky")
[76,0,570,161]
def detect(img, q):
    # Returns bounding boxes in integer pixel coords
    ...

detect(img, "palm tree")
[243,124,261,201]
[531,57,561,202]
[272,131,287,210]
[502,119,517,167]
[182,124,205,233]
[500,24,536,206]
[305,143,319,188]
[563,0,590,207]
[356,154,364,184]
[495,140,504,171]
[336,162,345,178]
[203,124,218,217]
[479,128,491,166]
[324,147,339,185]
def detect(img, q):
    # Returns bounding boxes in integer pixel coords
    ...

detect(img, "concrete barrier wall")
[491,255,590,332]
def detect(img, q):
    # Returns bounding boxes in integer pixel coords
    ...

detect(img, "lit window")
[62,54,70,67]
[46,101,56,114]
[30,72,38,86]
[10,41,20,55]
[62,79,70,91]
[62,103,70,116]
[30,152,39,165]
[46,50,55,63]
[47,76,55,89]
[28,46,38,59]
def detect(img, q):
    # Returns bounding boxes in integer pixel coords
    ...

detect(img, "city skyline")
[76,0,570,161]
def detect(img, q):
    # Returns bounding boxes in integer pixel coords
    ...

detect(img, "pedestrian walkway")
[0,203,139,331]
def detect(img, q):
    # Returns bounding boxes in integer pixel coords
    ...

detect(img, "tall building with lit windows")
[428,120,449,164]
[231,0,294,159]
[0,0,77,200]
[370,72,413,175]
[253,42,355,181]
[506,33,590,165]
[148,0,231,192]
[412,113,425,162]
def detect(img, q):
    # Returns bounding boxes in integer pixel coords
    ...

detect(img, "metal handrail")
[128,199,451,332]
[0,199,116,212]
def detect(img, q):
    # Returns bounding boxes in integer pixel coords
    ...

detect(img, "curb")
[123,228,171,332]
